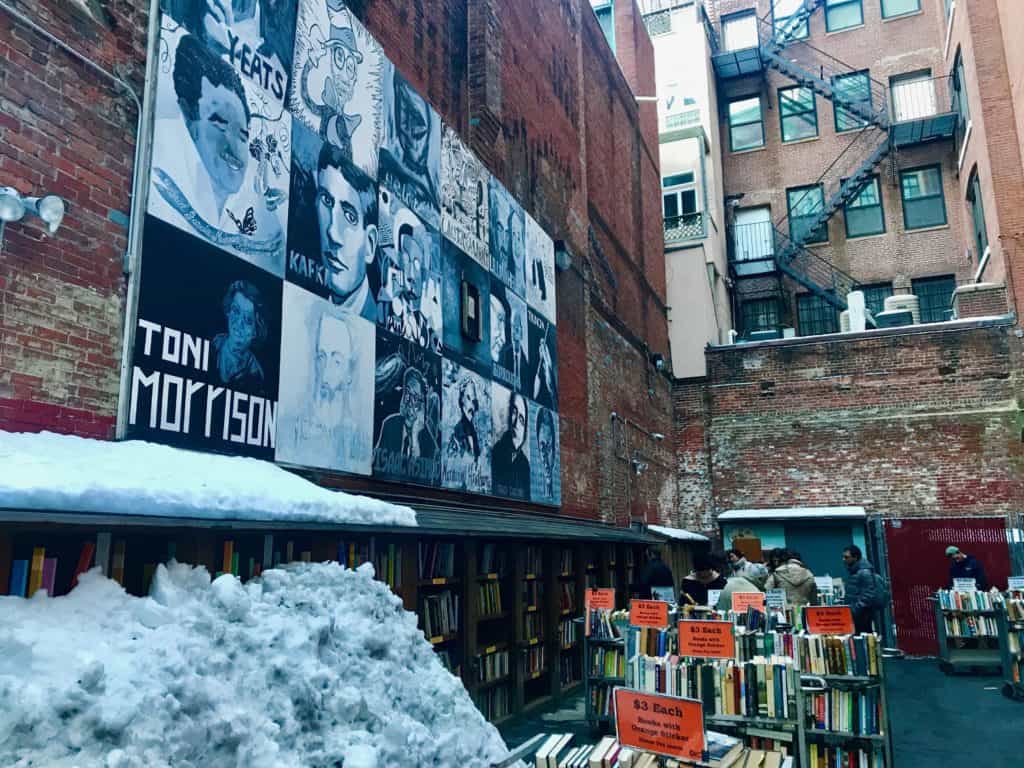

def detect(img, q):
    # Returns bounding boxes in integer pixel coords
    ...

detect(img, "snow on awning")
[0,431,416,527]
[647,524,709,542]
[718,506,866,522]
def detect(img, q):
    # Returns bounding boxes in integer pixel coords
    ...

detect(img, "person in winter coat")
[946,546,988,590]
[638,546,675,602]
[726,548,769,589]
[679,555,728,606]
[716,574,763,611]
[764,550,817,607]
[842,544,879,633]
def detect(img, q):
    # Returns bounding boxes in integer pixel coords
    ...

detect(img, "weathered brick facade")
[0,0,674,525]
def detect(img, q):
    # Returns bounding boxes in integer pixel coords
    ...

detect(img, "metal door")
[883,517,1011,656]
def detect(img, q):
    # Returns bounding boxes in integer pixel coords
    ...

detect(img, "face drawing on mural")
[400,367,427,436]
[174,35,251,214]
[509,392,527,452]
[313,313,356,421]
[213,279,267,389]
[492,387,530,499]
[508,210,524,282]
[398,225,424,310]
[490,294,509,364]
[447,374,482,463]
[536,407,555,496]
[395,75,431,174]
[316,142,378,318]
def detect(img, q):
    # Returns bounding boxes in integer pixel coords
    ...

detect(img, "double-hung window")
[787,184,828,244]
[825,0,863,32]
[844,176,885,238]
[773,0,809,41]
[728,96,765,151]
[900,166,947,230]
[966,168,989,262]
[833,71,873,131]
[780,87,818,142]
[797,294,839,336]
[882,0,921,18]
[722,11,758,52]
[662,171,699,221]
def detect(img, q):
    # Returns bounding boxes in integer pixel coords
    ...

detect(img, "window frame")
[860,282,894,317]
[890,70,936,122]
[662,171,700,221]
[772,0,809,41]
[593,1,615,51]
[952,49,971,147]
[832,70,873,132]
[741,297,781,334]
[881,0,921,18]
[797,293,840,336]
[825,0,864,33]
[787,184,829,245]
[900,164,948,231]
[966,167,989,261]
[912,275,956,323]
[721,10,759,52]
[728,95,765,152]
[779,86,818,143]
[843,175,886,238]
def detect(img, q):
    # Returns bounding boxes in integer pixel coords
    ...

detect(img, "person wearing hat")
[946,546,987,590]
[300,1,365,154]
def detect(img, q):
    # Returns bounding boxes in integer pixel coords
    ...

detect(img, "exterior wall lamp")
[0,185,67,246]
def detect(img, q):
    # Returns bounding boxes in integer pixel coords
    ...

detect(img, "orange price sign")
[613,688,705,761]
[630,599,670,628]
[804,605,855,635]
[678,619,735,659]
[585,588,616,610]
[731,592,766,613]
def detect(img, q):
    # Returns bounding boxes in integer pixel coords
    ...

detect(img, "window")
[797,294,839,336]
[861,283,894,317]
[742,298,781,334]
[662,171,699,221]
[882,0,921,17]
[593,2,615,51]
[733,206,774,266]
[728,96,765,151]
[780,87,818,142]
[833,71,873,131]
[773,0,809,41]
[825,0,863,32]
[900,166,947,229]
[966,168,990,262]
[787,184,828,244]
[844,176,885,238]
[952,50,970,146]
[891,71,936,122]
[912,275,956,323]
[722,11,759,52]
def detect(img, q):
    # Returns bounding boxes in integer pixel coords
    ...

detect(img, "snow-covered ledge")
[0,431,416,527]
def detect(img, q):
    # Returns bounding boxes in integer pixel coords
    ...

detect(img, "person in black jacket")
[679,554,728,607]
[946,546,988,590]
[638,547,675,601]
[842,544,879,634]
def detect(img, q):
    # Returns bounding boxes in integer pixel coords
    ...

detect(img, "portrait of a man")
[316,142,379,321]
[441,360,492,493]
[490,281,528,392]
[488,177,525,296]
[149,29,288,276]
[276,282,375,474]
[529,309,558,410]
[213,279,268,392]
[492,386,530,500]
[529,402,560,505]
[375,367,438,460]
[379,62,440,227]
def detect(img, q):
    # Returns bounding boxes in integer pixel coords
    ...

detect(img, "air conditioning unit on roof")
[883,294,920,325]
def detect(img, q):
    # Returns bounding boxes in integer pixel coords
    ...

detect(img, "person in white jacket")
[727,548,769,589]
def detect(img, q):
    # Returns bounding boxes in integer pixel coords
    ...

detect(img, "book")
[71,541,96,588]
[535,734,563,767]
[41,557,57,596]
[704,730,743,767]
[262,534,273,570]
[0,532,11,595]
[27,547,45,597]
[222,540,234,575]
[547,734,574,768]
[95,532,112,576]
[9,559,28,597]
[111,540,126,585]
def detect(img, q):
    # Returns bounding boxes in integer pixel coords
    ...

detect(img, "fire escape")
[708,0,957,336]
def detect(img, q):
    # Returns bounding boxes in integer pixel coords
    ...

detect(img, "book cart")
[999,589,1024,701]
[932,589,1004,675]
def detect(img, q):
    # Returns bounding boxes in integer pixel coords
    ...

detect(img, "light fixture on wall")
[554,240,572,272]
[0,186,66,246]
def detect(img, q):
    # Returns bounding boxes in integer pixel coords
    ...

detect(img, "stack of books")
[589,646,625,678]
[421,590,458,638]
[942,612,998,637]
[807,687,883,736]
[418,542,455,580]
[794,633,881,676]
[560,617,579,648]
[936,588,1003,611]
[479,581,503,616]
[476,648,510,683]
[806,743,881,768]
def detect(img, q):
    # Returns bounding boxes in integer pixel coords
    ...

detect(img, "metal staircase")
[714,0,898,316]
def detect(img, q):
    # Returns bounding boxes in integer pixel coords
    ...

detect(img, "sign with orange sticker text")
[804,605,855,635]
[586,588,616,610]
[613,689,705,761]
[731,591,766,613]
[630,599,670,628]
[678,620,735,659]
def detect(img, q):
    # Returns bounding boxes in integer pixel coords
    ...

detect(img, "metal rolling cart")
[932,597,1003,675]
[998,600,1024,701]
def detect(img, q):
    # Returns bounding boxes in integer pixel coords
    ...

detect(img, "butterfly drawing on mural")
[228,207,258,236]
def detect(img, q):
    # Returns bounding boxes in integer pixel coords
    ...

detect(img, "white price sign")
[953,578,977,593]
[814,576,834,594]
[766,588,787,609]
[1007,576,1024,591]
[707,589,722,608]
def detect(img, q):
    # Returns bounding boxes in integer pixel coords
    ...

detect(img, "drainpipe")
[0,0,161,439]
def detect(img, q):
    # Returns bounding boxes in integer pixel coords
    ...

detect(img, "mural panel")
[440,126,490,268]
[490,277,528,394]
[491,382,530,501]
[441,359,492,494]
[525,210,556,323]
[488,177,525,297]
[528,401,560,506]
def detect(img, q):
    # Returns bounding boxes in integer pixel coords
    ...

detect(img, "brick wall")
[675,320,1024,534]
[953,282,1009,319]
[0,0,672,524]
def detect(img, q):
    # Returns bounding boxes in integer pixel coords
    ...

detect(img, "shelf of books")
[583,604,628,730]
[518,544,552,710]
[933,589,1005,675]
[416,539,462,677]
[557,545,585,697]
[468,540,515,723]
[1000,587,1024,701]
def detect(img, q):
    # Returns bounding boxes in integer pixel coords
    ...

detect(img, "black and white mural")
[289,0,383,179]
[129,0,561,504]
[276,282,375,473]
[372,331,442,486]
[149,16,292,276]
[441,126,490,269]
[128,215,282,459]
[375,186,443,352]
[440,359,492,494]
[379,59,441,229]
[488,177,525,297]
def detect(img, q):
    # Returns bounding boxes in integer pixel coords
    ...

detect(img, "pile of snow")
[0,562,512,767]
[0,431,415,527]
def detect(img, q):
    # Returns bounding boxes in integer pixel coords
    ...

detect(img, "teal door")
[783,523,859,580]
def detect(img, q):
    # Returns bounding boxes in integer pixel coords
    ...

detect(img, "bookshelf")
[932,590,1004,675]
[1000,589,1024,700]
[583,607,627,731]
[555,544,584,696]
[516,544,551,710]
[468,540,515,723]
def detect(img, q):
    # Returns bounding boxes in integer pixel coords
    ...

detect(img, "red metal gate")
[883,517,1011,656]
